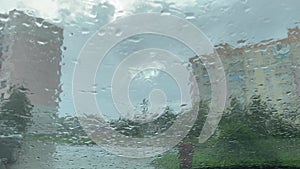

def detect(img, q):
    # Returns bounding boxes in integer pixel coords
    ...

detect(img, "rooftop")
[189,27,300,63]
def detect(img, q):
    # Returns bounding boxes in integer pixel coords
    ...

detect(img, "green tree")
[217,97,258,163]
[110,98,179,138]
[110,118,143,137]
[216,96,279,165]
[246,95,274,137]
[185,100,209,141]
[0,86,33,134]
[110,105,178,138]
[146,106,177,135]
[268,113,300,138]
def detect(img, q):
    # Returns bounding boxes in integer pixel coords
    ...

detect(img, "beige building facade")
[190,27,300,123]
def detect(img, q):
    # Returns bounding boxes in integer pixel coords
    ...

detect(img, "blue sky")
[1,0,300,118]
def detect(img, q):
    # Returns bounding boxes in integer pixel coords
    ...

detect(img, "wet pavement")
[7,141,155,169]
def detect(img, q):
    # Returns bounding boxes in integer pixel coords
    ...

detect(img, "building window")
[228,71,244,82]
[263,67,271,73]
[248,69,255,76]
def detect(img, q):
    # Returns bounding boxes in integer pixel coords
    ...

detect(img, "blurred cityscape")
[0,8,299,169]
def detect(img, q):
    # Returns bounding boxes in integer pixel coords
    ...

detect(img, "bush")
[216,96,280,165]
[0,86,33,134]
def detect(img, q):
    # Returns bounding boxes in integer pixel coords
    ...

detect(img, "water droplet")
[263,18,271,23]
[51,17,62,24]
[273,43,290,55]
[185,12,195,20]
[22,22,31,27]
[35,21,43,27]
[81,31,90,35]
[115,29,123,37]
[97,30,105,36]
[240,0,248,4]
[87,12,97,19]
[0,17,9,22]
[180,104,187,107]
[128,36,142,43]
[161,11,171,16]
[72,60,79,64]
[37,41,48,45]
[244,7,251,13]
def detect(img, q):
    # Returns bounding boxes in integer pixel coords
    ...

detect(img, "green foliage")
[268,114,300,138]
[155,139,300,169]
[0,86,33,134]
[246,95,300,138]
[110,106,177,138]
[216,96,280,165]
[111,118,144,138]
[246,95,274,137]
[185,100,209,142]
[146,106,177,135]
[154,96,300,169]
[153,153,180,169]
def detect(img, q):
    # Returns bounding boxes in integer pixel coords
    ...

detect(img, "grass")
[24,134,96,145]
[23,134,300,168]
[153,137,300,169]
[155,154,180,169]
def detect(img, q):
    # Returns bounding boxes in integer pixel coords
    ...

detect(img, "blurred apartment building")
[190,27,300,122]
[0,10,63,134]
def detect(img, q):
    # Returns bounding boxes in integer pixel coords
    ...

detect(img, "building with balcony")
[190,27,300,124]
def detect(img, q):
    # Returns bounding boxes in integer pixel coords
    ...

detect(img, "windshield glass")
[0,0,299,169]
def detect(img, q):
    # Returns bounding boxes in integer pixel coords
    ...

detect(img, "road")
[7,141,156,169]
